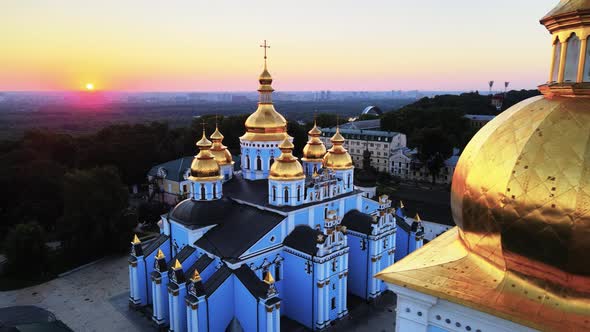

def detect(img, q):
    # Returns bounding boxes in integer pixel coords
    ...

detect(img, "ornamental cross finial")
[260,40,270,62]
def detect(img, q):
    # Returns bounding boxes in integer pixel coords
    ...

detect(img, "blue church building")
[128,51,423,331]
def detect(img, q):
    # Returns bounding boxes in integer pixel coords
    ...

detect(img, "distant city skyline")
[2,0,555,92]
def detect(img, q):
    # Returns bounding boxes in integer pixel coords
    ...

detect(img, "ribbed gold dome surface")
[323,128,353,170]
[210,126,233,165]
[451,95,590,293]
[189,131,223,181]
[302,123,327,162]
[269,138,305,180]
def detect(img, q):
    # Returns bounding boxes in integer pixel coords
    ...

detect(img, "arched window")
[584,36,590,82]
[564,34,581,82]
[347,174,352,188]
[200,184,206,200]
[297,186,301,201]
[256,156,262,171]
[245,155,250,170]
[270,158,275,169]
[552,39,562,82]
[284,187,289,203]
[272,186,277,202]
[313,165,318,174]
[212,183,217,199]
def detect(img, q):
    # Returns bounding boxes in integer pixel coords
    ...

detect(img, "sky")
[1,0,557,92]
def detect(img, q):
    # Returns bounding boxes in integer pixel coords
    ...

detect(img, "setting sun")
[85,83,94,91]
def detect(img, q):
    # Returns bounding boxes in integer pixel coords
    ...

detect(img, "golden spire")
[415,213,421,222]
[172,259,182,270]
[196,126,212,149]
[210,122,233,166]
[399,200,405,209]
[302,117,326,162]
[155,249,165,260]
[263,270,275,284]
[190,269,202,282]
[269,138,305,180]
[189,125,222,181]
[132,234,141,244]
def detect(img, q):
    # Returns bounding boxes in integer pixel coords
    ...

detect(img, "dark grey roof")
[224,176,362,213]
[396,216,411,233]
[185,254,214,279]
[147,156,193,182]
[143,234,170,256]
[193,202,284,262]
[169,198,233,229]
[168,245,196,269]
[234,265,270,299]
[397,199,454,226]
[339,119,381,130]
[204,265,232,297]
[283,226,321,256]
[341,210,374,235]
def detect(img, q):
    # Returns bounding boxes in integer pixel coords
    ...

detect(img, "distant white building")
[464,114,495,129]
[320,128,407,173]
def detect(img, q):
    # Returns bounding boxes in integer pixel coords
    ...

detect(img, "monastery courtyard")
[0,255,396,331]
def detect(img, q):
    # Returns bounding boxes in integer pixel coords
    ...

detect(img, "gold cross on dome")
[260,40,270,60]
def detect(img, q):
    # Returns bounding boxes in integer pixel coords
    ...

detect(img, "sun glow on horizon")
[85,83,94,91]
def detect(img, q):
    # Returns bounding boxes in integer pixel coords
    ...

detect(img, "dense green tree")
[4,223,48,276]
[414,128,453,184]
[58,166,134,263]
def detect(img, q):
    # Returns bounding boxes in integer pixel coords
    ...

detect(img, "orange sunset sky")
[1,0,556,92]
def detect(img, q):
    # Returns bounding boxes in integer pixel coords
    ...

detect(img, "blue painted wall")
[234,276,258,332]
[245,224,283,256]
[207,274,235,332]
[428,325,450,332]
[282,251,313,328]
[396,226,410,261]
[346,234,368,298]
[170,222,189,252]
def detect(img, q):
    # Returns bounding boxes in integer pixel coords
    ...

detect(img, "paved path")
[0,256,152,332]
[0,255,395,332]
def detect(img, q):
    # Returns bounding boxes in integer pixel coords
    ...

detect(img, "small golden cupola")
[189,129,222,181]
[269,138,305,180]
[209,124,234,181]
[323,127,353,170]
[301,121,327,174]
[188,128,224,201]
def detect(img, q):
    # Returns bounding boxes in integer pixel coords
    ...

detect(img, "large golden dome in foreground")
[451,95,590,290]
[376,2,590,330]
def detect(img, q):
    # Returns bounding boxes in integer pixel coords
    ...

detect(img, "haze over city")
[2,0,555,92]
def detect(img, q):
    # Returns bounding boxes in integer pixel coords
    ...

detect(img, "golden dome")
[323,128,353,170]
[302,122,327,162]
[189,130,223,181]
[269,138,305,180]
[210,126,233,165]
[451,95,590,294]
[241,61,288,142]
